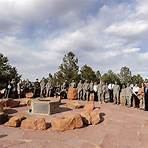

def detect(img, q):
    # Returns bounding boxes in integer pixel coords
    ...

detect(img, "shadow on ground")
[0,134,8,138]
[99,112,106,124]
[4,108,18,114]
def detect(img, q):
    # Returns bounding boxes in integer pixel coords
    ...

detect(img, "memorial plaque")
[31,98,60,115]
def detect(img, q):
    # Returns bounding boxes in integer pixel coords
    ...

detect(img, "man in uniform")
[46,79,53,97]
[97,81,103,103]
[125,83,132,107]
[102,82,108,102]
[77,80,83,100]
[120,85,126,106]
[113,81,120,104]
[83,80,90,101]
[40,78,46,98]
[70,80,76,88]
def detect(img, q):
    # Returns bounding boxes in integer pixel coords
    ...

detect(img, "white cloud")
[0,0,148,80]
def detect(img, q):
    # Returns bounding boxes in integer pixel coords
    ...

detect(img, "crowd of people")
[2,77,148,111]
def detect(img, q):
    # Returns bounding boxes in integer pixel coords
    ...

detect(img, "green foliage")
[101,70,120,84]
[96,70,101,81]
[132,74,144,85]
[0,53,21,89]
[80,64,97,82]
[119,66,132,85]
[55,52,79,84]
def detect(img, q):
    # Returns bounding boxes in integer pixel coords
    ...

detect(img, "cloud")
[0,0,148,80]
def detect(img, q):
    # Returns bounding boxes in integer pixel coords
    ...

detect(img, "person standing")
[34,79,40,98]
[144,83,148,111]
[120,85,126,106]
[46,79,53,97]
[138,83,145,109]
[113,81,120,104]
[89,81,94,101]
[77,80,83,100]
[83,80,90,101]
[102,82,108,102]
[108,83,114,102]
[97,81,103,103]
[40,78,46,98]
[6,81,12,98]
[17,79,22,98]
[70,80,76,88]
[125,83,133,107]
[132,84,140,108]
[93,82,98,101]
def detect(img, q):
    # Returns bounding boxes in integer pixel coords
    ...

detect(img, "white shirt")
[108,84,114,90]
[93,85,98,92]
[133,86,139,93]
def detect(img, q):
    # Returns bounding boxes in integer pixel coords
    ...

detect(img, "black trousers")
[108,89,113,102]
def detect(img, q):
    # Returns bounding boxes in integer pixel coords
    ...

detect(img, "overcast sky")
[0,0,148,80]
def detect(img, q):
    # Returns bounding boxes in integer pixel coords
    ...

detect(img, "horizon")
[0,0,148,80]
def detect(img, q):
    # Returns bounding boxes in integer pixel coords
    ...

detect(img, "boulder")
[0,103,4,112]
[5,115,26,127]
[5,99,20,108]
[90,109,100,125]
[67,88,78,100]
[21,117,47,130]
[51,112,83,131]
[66,100,83,109]
[79,111,91,125]
[0,112,8,125]
[84,101,95,113]
[26,92,34,98]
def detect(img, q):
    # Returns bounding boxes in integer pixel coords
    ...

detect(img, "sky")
[0,0,148,80]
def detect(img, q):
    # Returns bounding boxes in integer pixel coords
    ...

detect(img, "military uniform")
[83,81,90,101]
[97,83,103,103]
[120,86,126,106]
[46,80,52,97]
[113,83,120,104]
[70,81,76,88]
[40,79,45,97]
[125,85,132,107]
[89,81,94,101]
[77,81,83,100]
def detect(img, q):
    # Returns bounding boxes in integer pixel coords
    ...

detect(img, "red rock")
[5,99,20,108]
[26,92,34,98]
[0,103,4,112]
[79,111,91,125]
[51,112,83,131]
[21,117,47,130]
[0,112,8,125]
[84,101,95,113]
[67,88,78,100]
[90,109,100,125]
[5,115,26,127]
[66,100,83,109]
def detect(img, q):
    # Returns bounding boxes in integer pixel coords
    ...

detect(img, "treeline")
[46,52,148,86]
[0,51,148,90]
[0,53,21,89]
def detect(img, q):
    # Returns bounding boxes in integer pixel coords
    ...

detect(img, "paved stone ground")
[0,100,148,148]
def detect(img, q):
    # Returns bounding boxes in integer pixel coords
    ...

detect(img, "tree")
[0,53,21,89]
[80,64,97,82]
[96,70,101,81]
[101,70,120,84]
[119,66,132,85]
[132,74,144,85]
[55,52,79,84]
